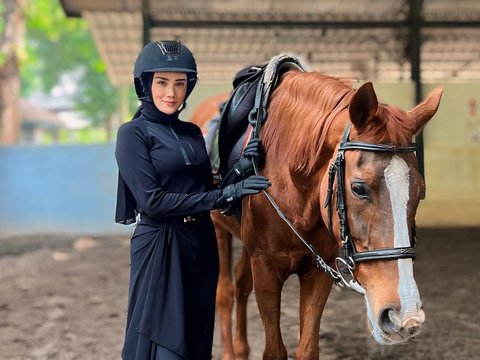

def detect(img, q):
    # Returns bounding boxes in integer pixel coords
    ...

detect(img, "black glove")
[216,175,271,208]
[232,138,265,178]
[243,138,263,159]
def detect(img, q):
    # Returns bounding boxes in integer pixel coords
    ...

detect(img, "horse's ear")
[407,87,444,134]
[349,82,379,128]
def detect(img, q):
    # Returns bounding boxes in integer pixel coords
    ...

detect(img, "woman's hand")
[232,138,265,177]
[216,175,271,208]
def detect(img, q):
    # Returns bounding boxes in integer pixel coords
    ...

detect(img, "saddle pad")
[218,65,264,175]
[202,114,221,173]
[218,54,309,177]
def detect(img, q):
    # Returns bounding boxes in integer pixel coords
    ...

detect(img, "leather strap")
[352,247,416,263]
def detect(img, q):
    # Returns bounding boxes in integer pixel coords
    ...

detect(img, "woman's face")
[151,72,188,114]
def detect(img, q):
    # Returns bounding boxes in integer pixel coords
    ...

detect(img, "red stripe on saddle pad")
[241,125,254,153]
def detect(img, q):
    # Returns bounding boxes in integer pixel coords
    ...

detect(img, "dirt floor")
[0,227,479,360]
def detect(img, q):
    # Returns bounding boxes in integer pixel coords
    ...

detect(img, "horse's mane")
[262,72,354,174]
[261,71,416,174]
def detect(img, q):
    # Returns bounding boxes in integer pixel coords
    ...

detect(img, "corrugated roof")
[60,0,480,85]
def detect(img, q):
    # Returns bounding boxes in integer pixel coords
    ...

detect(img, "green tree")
[74,67,119,133]
[21,0,135,140]
[21,0,99,93]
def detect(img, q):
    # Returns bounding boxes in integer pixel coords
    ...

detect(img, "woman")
[115,40,270,360]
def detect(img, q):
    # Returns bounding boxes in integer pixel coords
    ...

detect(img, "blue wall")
[0,143,131,238]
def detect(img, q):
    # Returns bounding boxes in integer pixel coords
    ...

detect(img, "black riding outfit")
[115,41,269,360]
[116,101,222,359]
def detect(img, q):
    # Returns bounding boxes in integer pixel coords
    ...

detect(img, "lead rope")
[246,75,342,282]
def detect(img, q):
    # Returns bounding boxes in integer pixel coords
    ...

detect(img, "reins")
[253,158,347,286]
[250,141,363,293]
[246,57,361,292]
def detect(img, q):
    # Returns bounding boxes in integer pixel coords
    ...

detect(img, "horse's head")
[320,81,443,345]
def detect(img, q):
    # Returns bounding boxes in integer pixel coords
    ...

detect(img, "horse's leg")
[251,256,288,360]
[233,247,252,360]
[296,268,333,360]
[213,219,235,360]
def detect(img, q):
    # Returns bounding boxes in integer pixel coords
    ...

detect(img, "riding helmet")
[133,40,197,101]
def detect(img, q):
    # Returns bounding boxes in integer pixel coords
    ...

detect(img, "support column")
[409,0,425,180]
[142,0,151,46]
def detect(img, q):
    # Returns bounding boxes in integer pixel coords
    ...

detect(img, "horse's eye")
[351,182,370,199]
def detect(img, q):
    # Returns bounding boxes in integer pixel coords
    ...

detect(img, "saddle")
[218,54,309,177]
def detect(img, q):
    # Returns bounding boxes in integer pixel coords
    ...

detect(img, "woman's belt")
[140,212,210,225]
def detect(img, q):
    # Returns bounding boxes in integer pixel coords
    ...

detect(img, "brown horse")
[192,71,443,359]
[190,92,230,130]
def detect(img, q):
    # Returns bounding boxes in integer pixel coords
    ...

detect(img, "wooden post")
[0,0,24,145]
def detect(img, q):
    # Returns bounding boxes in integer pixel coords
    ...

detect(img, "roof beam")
[148,19,480,29]
[150,19,410,29]
[142,0,151,45]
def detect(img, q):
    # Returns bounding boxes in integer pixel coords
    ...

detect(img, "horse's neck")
[262,162,322,232]
[262,112,351,232]
[265,81,352,176]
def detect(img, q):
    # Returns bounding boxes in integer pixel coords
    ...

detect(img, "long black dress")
[115,102,223,360]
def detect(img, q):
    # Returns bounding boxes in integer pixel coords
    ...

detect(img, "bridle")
[323,123,418,293]
[325,123,417,263]
[251,122,418,295]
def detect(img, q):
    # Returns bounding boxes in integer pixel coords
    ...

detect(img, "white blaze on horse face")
[384,156,422,322]
[384,156,410,248]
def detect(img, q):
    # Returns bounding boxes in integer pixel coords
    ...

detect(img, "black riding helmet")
[133,40,197,102]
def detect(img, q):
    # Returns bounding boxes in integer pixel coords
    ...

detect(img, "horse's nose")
[402,318,422,336]
[379,306,399,333]
[379,306,425,338]
[401,311,425,336]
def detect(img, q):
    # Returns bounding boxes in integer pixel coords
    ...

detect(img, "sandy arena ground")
[0,227,479,360]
